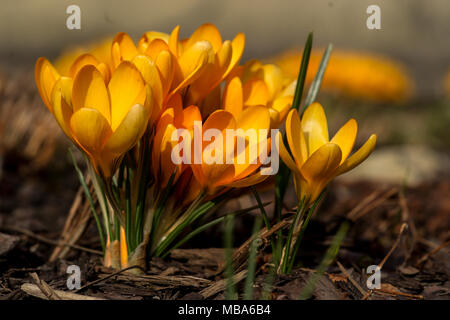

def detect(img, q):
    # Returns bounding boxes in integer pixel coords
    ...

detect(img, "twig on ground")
[21,283,105,300]
[200,270,247,299]
[2,225,102,255]
[336,261,367,297]
[74,265,145,293]
[347,187,398,222]
[416,240,450,266]
[29,272,61,300]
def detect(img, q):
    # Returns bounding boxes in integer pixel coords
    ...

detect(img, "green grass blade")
[292,32,313,112]
[162,203,269,258]
[69,149,106,253]
[224,214,236,300]
[243,217,263,300]
[304,43,333,107]
[298,221,349,300]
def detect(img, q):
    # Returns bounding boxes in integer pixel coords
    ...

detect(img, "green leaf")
[298,221,349,300]
[69,149,106,253]
[291,32,313,112]
[304,43,333,107]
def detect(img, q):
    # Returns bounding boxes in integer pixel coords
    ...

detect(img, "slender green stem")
[243,217,262,300]
[125,166,133,253]
[224,214,236,300]
[69,149,106,253]
[281,199,305,273]
[298,221,349,300]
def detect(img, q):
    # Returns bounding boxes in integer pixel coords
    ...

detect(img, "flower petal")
[155,50,174,97]
[334,134,377,176]
[243,79,269,106]
[104,104,148,155]
[72,65,111,123]
[111,32,138,67]
[35,57,60,112]
[223,32,245,78]
[330,118,358,163]
[227,170,269,188]
[169,25,180,56]
[223,76,243,118]
[276,131,300,175]
[108,61,146,130]
[286,109,307,167]
[51,77,73,138]
[300,143,342,183]
[186,23,223,53]
[69,53,99,78]
[70,108,112,155]
[301,102,329,156]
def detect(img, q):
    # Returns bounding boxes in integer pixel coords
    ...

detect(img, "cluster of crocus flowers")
[273,48,414,103]
[278,103,377,206]
[35,23,294,270]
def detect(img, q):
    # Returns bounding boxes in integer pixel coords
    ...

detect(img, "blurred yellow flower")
[278,102,377,205]
[273,49,414,103]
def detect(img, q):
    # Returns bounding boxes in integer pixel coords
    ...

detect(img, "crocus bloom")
[278,102,377,205]
[35,58,151,177]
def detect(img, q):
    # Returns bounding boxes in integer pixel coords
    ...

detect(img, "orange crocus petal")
[243,79,269,106]
[300,143,342,183]
[171,41,213,93]
[301,102,329,156]
[276,131,300,176]
[145,39,169,61]
[120,226,128,268]
[175,105,202,129]
[35,57,60,112]
[235,105,270,133]
[108,61,146,130]
[169,25,180,57]
[104,104,148,155]
[132,55,163,107]
[262,64,283,99]
[159,124,182,187]
[286,109,307,167]
[330,118,358,163]
[69,53,99,78]
[111,32,138,67]
[223,32,245,78]
[155,50,174,97]
[227,170,269,188]
[223,76,243,118]
[186,23,223,53]
[70,108,112,155]
[334,134,377,176]
[72,65,111,123]
[51,78,73,138]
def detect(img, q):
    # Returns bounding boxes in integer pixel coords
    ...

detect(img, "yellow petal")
[155,50,174,97]
[236,105,270,133]
[169,25,180,57]
[145,39,169,61]
[334,134,377,176]
[104,104,148,155]
[286,109,307,167]
[111,32,138,67]
[262,64,283,99]
[131,55,163,108]
[330,119,357,163]
[243,79,269,106]
[223,76,243,118]
[301,102,329,155]
[70,108,112,155]
[69,54,99,78]
[35,57,60,112]
[171,41,213,93]
[276,131,300,175]
[72,65,111,123]
[175,105,202,129]
[227,171,269,188]
[186,23,223,53]
[108,61,146,130]
[159,123,182,187]
[300,143,342,183]
[51,78,73,138]
[271,95,292,127]
[223,32,245,78]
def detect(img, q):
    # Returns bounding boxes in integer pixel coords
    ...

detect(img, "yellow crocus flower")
[35,58,150,177]
[190,106,271,196]
[278,102,377,205]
